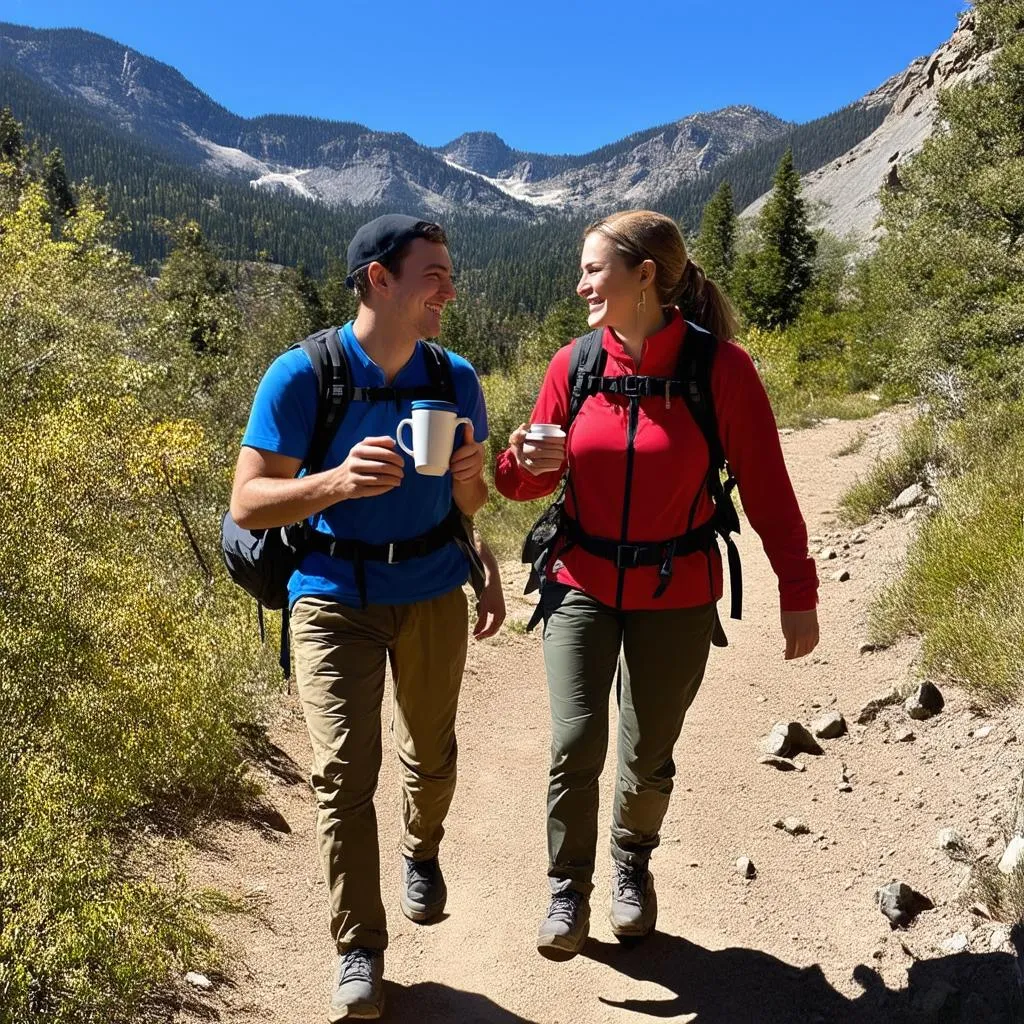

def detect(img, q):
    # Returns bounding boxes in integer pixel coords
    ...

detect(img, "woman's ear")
[638,258,657,289]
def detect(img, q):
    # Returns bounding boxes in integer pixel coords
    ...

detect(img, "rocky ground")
[173,408,1024,1024]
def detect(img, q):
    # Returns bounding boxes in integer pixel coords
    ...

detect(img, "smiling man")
[229,215,504,1021]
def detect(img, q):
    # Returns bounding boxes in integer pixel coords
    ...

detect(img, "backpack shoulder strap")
[421,340,457,405]
[567,329,606,428]
[677,320,726,472]
[297,327,351,473]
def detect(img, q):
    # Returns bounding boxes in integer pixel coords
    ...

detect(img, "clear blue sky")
[6,0,966,154]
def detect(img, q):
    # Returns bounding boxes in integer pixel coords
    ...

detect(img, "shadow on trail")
[582,931,1024,1023]
[385,981,540,1023]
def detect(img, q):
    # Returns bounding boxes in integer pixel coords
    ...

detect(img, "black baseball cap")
[345,214,442,288]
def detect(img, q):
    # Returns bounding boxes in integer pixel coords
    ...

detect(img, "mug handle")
[454,416,472,443]
[396,418,415,457]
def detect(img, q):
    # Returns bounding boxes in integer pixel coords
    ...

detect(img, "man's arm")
[471,529,505,639]
[230,437,405,530]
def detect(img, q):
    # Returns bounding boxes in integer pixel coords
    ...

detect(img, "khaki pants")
[540,583,715,895]
[290,586,468,952]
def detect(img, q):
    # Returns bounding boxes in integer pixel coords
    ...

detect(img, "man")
[230,215,504,1021]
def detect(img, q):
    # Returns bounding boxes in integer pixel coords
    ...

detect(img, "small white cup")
[397,400,472,476]
[526,422,567,442]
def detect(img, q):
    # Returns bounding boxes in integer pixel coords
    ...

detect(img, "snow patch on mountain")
[442,158,569,208]
[187,131,276,176]
[250,170,317,201]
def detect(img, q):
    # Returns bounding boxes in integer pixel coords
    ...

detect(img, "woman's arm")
[494,345,574,502]
[712,341,819,657]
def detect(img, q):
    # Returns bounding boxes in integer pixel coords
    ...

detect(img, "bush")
[0,148,279,1022]
[870,403,1024,703]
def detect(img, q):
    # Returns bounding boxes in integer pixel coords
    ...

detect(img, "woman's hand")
[509,423,566,477]
[781,608,819,660]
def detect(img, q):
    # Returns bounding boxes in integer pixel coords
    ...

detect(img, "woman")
[495,210,820,961]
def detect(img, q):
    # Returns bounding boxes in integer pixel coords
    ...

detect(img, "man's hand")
[781,608,820,660]
[472,535,505,639]
[332,436,405,500]
[450,421,485,482]
[473,574,506,639]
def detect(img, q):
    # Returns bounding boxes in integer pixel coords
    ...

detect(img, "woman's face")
[577,232,644,332]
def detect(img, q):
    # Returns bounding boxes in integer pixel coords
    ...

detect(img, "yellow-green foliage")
[742,316,879,428]
[477,360,551,557]
[870,403,1024,703]
[0,168,278,1020]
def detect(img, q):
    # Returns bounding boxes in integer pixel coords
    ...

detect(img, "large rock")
[998,835,1024,875]
[760,721,824,758]
[905,681,945,720]
[877,881,934,928]
[888,483,927,511]
[812,711,847,739]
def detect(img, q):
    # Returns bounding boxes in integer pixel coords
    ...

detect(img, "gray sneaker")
[400,855,447,922]
[537,889,591,961]
[330,947,384,1021]
[609,862,657,939]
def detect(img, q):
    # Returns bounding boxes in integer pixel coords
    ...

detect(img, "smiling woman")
[495,208,819,961]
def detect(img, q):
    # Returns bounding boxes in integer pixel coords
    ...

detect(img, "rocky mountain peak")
[742,10,989,242]
[439,131,516,176]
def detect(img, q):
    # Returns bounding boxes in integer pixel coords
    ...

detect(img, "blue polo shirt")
[241,322,488,608]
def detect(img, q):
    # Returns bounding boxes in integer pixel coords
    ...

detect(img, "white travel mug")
[397,400,472,476]
[526,422,567,442]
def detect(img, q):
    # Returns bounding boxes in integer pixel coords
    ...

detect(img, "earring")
[637,290,647,314]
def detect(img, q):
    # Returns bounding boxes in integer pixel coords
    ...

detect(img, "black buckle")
[621,375,642,396]
[615,544,642,568]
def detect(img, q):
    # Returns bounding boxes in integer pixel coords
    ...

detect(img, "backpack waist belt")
[561,515,741,614]
[303,506,462,607]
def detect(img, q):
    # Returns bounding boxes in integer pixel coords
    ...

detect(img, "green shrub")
[869,403,1024,693]
[0,147,278,1022]
[869,405,1024,702]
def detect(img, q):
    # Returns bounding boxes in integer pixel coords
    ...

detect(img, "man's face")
[387,238,457,340]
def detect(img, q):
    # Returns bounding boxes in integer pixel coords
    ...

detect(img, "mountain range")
[0,20,884,221]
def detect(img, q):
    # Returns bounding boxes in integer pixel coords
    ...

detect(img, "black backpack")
[521,321,741,638]
[221,327,482,673]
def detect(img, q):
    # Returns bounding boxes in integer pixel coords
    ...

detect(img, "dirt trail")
[177,409,1024,1024]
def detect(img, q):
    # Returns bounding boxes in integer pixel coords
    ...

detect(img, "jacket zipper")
[616,394,640,609]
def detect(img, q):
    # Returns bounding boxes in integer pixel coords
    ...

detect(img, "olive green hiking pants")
[540,582,715,895]
[290,587,468,952]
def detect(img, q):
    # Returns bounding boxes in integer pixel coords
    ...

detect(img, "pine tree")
[0,107,24,165]
[732,148,817,328]
[694,180,736,285]
[43,148,76,218]
[157,220,234,354]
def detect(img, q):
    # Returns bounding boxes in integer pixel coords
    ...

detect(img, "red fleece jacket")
[494,310,818,612]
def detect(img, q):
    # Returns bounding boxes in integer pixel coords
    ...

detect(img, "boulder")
[904,681,944,720]
[888,483,926,510]
[998,835,1024,875]
[877,881,934,928]
[812,711,847,739]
